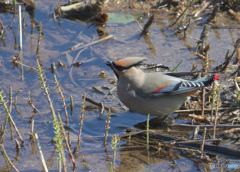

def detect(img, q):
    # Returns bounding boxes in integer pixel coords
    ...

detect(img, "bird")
[106,57,220,121]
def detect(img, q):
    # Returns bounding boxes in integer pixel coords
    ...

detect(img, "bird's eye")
[118,67,126,71]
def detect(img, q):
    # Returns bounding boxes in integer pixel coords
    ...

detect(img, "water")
[0,0,239,171]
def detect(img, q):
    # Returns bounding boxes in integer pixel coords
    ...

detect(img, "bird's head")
[106,57,146,79]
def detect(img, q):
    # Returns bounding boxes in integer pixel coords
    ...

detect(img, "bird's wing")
[140,75,219,98]
[164,71,199,77]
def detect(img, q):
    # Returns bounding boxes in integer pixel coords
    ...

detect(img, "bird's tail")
[195,75,220,86]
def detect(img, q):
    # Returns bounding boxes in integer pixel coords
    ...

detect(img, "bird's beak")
[106,61,119,79]
[106,61,113,67]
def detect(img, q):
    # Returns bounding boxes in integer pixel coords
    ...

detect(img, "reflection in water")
[0,145,12,171]
[80,153,91,171]
[55,0,108,39]
[156,16,168,39]
[23,2,43,51]
[104,145,111,169]
[116,137,175,172]
[9,27,17,49]
[30,141,36,157]
[116,133,217,171]
[55,0,104,23]
[142,34,156,55]
[46,147,56,169]
[213,27,221,40]
[14,148,20,163]
[1,0,240,171]
[96,24,108,39]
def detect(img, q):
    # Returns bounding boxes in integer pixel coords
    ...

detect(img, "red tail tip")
[213,75,220,81]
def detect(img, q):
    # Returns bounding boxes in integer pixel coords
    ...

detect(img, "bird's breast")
[116,82,188,117]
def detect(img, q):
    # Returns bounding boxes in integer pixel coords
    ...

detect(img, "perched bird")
[106,57,219,120]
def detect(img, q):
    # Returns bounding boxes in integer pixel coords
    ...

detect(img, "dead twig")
[169,124,240,129]
[35,133,48,172]
[228,9,240,21]
[193,1,212,18]
[192,126,199,140]
[104,108,111,145]
[12,57,38,71]
[135,18,143,31]
[218,128,240,134]
[206,2,220,23]
[139,14,154,38]
[189,114,210,123]
[71,34,115,51]
[200,127,207,159]
[174,107,227,113]
[58,113,76,168]
[84,96,123,113]
[214,49,231,72]
[28,91,40,113]
[78,93,86,146]
[215,39,240,72]
[196,25,210,54]
[122,130,240,158]
[201,88,205,116]
[0,144,19,172]
[168,0,195,29]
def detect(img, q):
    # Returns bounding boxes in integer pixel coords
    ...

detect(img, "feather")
[150,74,219,97]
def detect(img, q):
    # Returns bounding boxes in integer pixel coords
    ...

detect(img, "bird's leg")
[159,115,169,123]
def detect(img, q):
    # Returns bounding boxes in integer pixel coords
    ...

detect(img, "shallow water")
[0,0,240,171]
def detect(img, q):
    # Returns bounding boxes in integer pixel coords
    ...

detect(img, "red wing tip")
[213,75,220,81]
